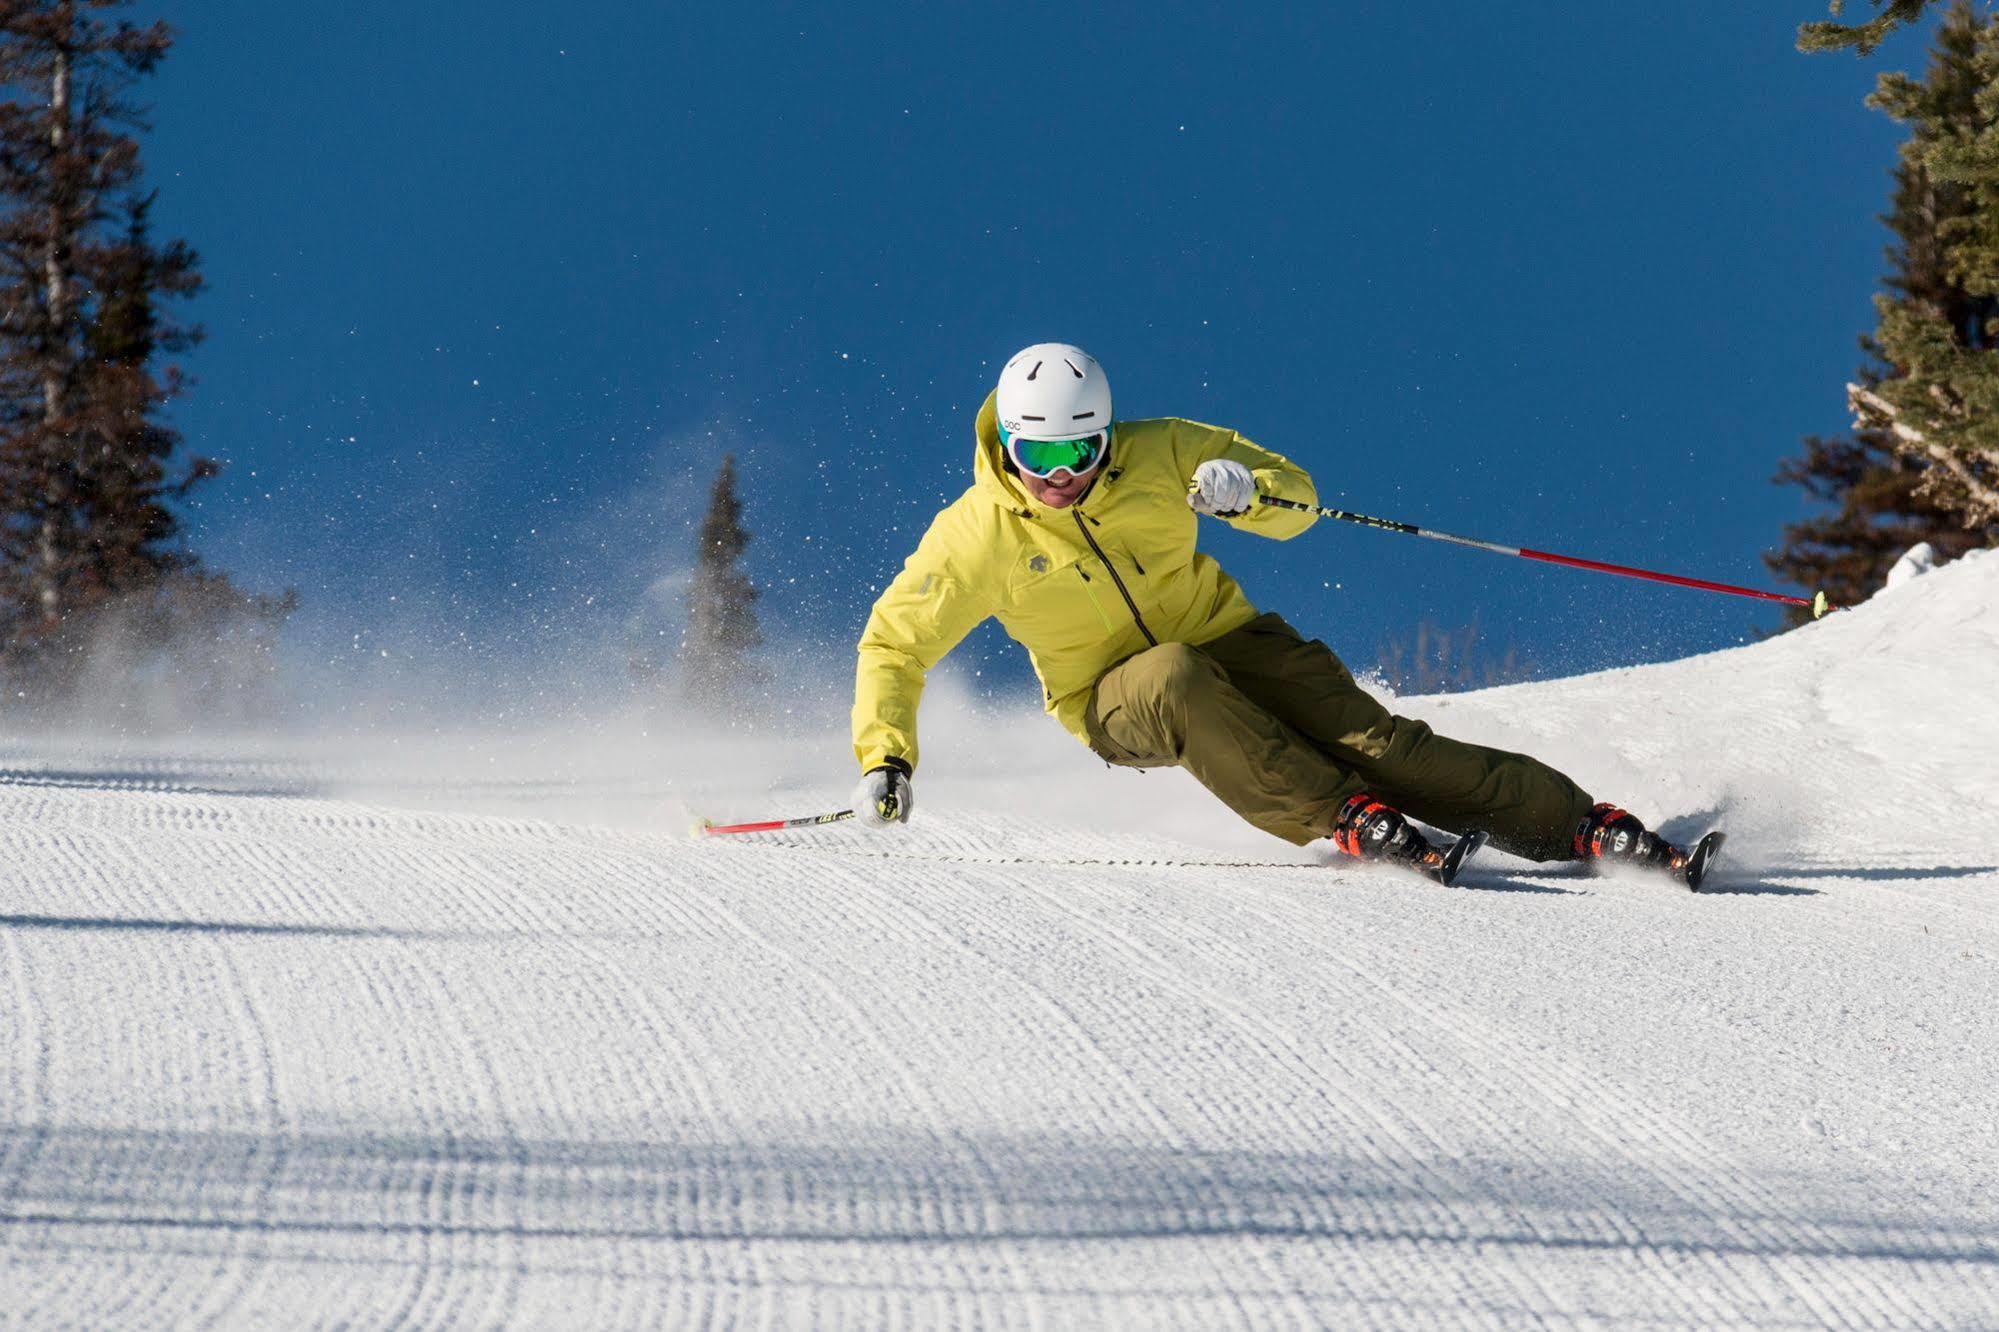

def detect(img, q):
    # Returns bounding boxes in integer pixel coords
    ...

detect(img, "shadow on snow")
[0,1122,1992,1270]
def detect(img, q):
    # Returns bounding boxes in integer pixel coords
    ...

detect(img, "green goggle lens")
[1002,427,1109,478]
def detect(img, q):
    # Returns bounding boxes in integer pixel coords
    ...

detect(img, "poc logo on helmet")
[996,343,1110,441]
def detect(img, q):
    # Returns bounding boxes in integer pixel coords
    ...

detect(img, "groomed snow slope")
[2,552,1996,1328]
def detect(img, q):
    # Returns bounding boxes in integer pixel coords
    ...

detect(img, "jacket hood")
[972,390,1033,514]
[972,388,1113,518]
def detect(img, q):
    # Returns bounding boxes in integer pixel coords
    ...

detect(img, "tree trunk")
[36,29,72,621]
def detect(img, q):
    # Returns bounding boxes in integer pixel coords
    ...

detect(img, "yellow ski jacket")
[852,391,1319,772]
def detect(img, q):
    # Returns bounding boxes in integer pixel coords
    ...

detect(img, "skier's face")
[1017,459,1100,508]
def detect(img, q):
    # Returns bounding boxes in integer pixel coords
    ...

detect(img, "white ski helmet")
[995,343,1111,441]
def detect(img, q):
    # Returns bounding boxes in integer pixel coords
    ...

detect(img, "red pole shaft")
[1259,495,1833,618]
[1515,547,1818,610]
[701,818,789,835]
[699,809,856,836]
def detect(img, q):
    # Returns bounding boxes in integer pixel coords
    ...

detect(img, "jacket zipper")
[1083,512,1146,574]
[1073,510,1157,646]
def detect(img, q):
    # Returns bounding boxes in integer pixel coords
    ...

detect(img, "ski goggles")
[1000,425,1111,479]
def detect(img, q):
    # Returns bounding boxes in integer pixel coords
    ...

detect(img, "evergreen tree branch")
[1848,380,1999,519]
[1799,1,1941,55]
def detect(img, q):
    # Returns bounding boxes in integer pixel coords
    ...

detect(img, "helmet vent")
[1063,359,1083,378]
[1072,411,1097,420]
[1025,360,1043,381]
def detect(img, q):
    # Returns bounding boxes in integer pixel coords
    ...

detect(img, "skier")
[849,343,1719,886]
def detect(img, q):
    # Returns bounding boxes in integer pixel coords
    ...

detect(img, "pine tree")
[1772,1,1999,611]
[681,455,760,702]
[0,1,283,709]
[1768,432,1985,605]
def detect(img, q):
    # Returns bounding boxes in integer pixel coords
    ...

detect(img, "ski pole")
[697,808,856,837]
[1259,495,1833,619]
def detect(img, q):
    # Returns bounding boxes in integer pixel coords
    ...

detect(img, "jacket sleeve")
[852,517,996,774]
[1172,419,1319,540]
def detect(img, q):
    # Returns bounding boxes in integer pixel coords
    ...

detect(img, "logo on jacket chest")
[1027,553,1051,575]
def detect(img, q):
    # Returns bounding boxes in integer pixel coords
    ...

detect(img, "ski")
[1679,831,1727,892]
[1426,829,1489,887]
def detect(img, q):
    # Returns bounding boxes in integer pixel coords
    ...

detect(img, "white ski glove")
[1186,459,1258,518]
[852,761,914,827]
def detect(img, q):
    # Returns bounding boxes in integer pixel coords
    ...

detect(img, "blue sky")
[143,2,1921,703]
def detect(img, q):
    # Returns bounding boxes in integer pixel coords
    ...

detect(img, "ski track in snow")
[2,554,1998,1328]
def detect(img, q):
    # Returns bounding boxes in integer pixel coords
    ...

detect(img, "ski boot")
[1332,793,1487,886]
[1573,802,1726,892]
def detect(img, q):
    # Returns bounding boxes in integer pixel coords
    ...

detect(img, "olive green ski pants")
[1082,613,1594,861]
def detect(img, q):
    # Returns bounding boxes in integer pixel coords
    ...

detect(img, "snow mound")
[1,551,1995,1327]
[1404,546,1999,876]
